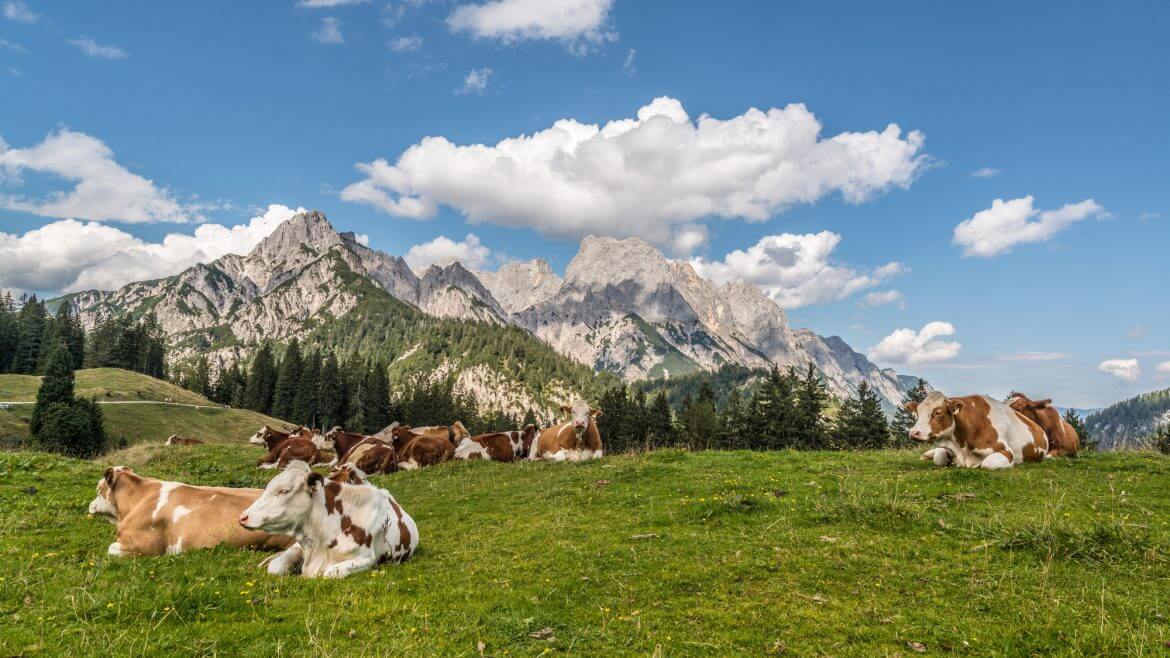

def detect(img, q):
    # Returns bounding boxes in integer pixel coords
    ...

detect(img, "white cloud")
[691,232,905,308]
[2,1,36,23]
[0,204,302,294]
[455,67,492,95]
[1098,358,1140,382]
[0,37,23,51]
[868,321,962,365]
[953,196,1109,258]
[1138,212,1162,221]
[860,290,905,309]
[0,128,198,223]
[298,0,368,7]
[68,36,129,60]
[390,34,423,52]
[970,167,1001,178]
[404,233,493,272]
[1155,361,1170,377]
[622,48,636,76]
[1001,351,1071,362]
[447,0,615,52]
[313,17,344,44]
[341,96,927,252]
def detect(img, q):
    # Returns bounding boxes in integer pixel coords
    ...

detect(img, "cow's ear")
[946,398,964,414]
[103,467,116,486]
[559,405,572,414]
[1031,398,1052,410]
[590,408,603,417]
[904,401,919,413]
[306,472,323,491]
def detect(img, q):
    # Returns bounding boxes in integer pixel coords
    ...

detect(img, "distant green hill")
[1086,386,1170,449]
[0,368,293,446]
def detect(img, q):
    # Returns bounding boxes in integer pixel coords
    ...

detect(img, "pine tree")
[835,381,890,450]
[30,342,106,457]
[890,378,929,445]
[317,352,345,430]
[792,363,830,450]
[1063,408,1095,452]
[31,344,75,436]
[522,407,538,428]
[271,339,303,420]
[646,390,674,447]
[1150,424,1170,455]
[357,359,391,433]
[14,295,46,374]
[243,344,277,414]
[0,292,19,373]
[718,388,749,450]
[750,367,796,450]
[293,350,322,427]
[186,355,212,399]
[677,384,719,450]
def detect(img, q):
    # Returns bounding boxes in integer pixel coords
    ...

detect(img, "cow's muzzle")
[908,429,928,442]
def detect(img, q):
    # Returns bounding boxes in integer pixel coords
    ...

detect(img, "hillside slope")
[1086,386,1170,449]
[1,448,1167,655]
[0,369,292,445]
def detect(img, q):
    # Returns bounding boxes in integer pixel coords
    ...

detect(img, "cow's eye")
[277,488,290,495]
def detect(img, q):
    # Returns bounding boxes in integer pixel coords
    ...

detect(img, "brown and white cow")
[906,391,1048,469]
[455,425,538,462]
[389,426,454,470]
[239,461,418,578]
[165,435,204,446]
[328,428,398,476]
[87,466,293,557]
[1007,392,1080,458]
[529,402,603,462]
[257,434,327,470]
[249,425,328,449]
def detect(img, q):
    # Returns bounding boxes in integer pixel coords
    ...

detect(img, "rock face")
[64,211,915,410]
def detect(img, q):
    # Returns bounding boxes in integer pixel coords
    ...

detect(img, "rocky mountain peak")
[564,235,674,289]
[478,259,563,313]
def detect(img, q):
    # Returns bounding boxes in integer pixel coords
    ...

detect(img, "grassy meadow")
[1,444,1168,656]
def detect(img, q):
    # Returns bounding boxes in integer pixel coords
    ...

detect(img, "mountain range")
[60,211,916,417]
[1084,387,1170,450]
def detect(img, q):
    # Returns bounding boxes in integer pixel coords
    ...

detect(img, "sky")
[1,0,1168,407]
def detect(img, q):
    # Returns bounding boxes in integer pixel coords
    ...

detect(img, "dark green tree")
[185,355,213,399]
[646,390,674,447]
[270,339,303,420]
[750,367,797,450]
[1063,408,1095,452]
[293,350,322,427]
[677,383,719,450]
[14,295,46,374]
[890,378,929,444]
[522,407,538,428]
[0,292,20,373]
[31,344,75,435]
[243,344,278,414]
[835,381,890,450]
[30,343,106,457]
[792,363,830,450]
[317,352,346,430]
[356,359,392,433]
[1150,424,1170,455]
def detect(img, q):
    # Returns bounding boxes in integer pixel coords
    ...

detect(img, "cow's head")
[451,421,470,441]
[88,466,138,523]
[328,464,368,485]
[560,401,602,436]
[239,461,320,534]
[248,425,273,446]
[1007,392,1052,415]
[389,426,416,450]
[906,391,964,442]
[518,424,538,456]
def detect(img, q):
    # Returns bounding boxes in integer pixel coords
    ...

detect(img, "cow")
[238,461,418,578]
[257,434,327,469]
[329,428,399,476]
[249,425,292,447]
[87,466,293,557]
[455,425,538,462]
[906,391,1048,469]
[328,463,369,485]
[249,425,329,450]
[388,422,471,446]
[529,402,603,462]
[389,426,454,470]
[1008,392,1080,458]
[165,435,204,446]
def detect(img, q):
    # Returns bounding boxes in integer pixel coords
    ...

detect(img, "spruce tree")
[186,355,213,399]
[792,363,830,450]
[647,390,674,447]
[243,344,277,413]
[31,344,75,436]
[318,352,345,430]
[835,381,890,450]
[271,339,303,420]
[890,378,929,444]
[751,367,796,450]
[718,388,748,450]
[522,407,538,429]
[293,350,322,427]
[358,359,391,433]
[30,343,105,457]
[0,292,19,372]
[1064,408,1095,452]
[14,295,46,374]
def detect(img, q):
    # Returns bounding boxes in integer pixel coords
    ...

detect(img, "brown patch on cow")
[940,395,1002,451]
[258,436,325,468]
[328,464,366,485]
[463,432,520,461]
[1013,411,1049,462]
[1010,392,1077,457]
[395,431,454,467]
[323,481,344,515]
[531,411,604,459]
[388,498,412,559]
[327,538,338,548]
[340,515,372,547]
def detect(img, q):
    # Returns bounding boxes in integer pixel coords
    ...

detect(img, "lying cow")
[239,461,418,578]
[328,428,398,475]
[455,425,538,462]
[87,466,293,557]
[389,426,454,470]
[249,425,329,450]
[530,402,603,462]
[257,434,327,470]
[1007,392,1080,458]
[907,391,1048,469]
[165,435,204,446]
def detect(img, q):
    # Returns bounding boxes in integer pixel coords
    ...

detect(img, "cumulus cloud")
[390,34,423,52]
[404,233,493,272]
[860,290,905,309]
[1000,351,1071,362]
[2,1,36,23]
[1098,358,1140,382]
[969,167,1001,178]
[447,0,615,52]
[1157,361,1170,378]
[341,96,927,252]
[953,196,1109,258]
[455,67,492,95]
[691,232,905,308]
[313,17,344,44]
[0,128,199,223]
[868,321,962,365]
[0,205,302,294]
[68,36,129,59]
[622,48,636,76]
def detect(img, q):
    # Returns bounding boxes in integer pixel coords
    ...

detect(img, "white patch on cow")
[248,428,267,446]
[88,493,117,520]
[166,539,183,555]
[107,542,125,557]
[980,452,1012,470]
[153,482,179,521]
[397,459,420,470]
[264,543,305,575]
[454,437,490,461]
[171,505,191,524]
[556,423,573,440]
[258,462,278,470]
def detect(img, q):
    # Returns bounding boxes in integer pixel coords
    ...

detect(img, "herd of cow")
[86,390,1076,579]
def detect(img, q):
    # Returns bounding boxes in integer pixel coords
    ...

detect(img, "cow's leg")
[546,450,569,462]
[979,451,1013,470]
[323,552,376,579]
[107,541,128,557]
[263,544,304,576]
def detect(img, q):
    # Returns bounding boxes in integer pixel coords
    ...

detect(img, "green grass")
[1,446,1168,656]
[0,368,212,405]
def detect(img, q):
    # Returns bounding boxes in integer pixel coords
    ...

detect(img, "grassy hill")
[0,368,293,446]
[1,445,1167,655]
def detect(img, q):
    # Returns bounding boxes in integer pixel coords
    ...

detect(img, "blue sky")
[1,0,1167,407]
